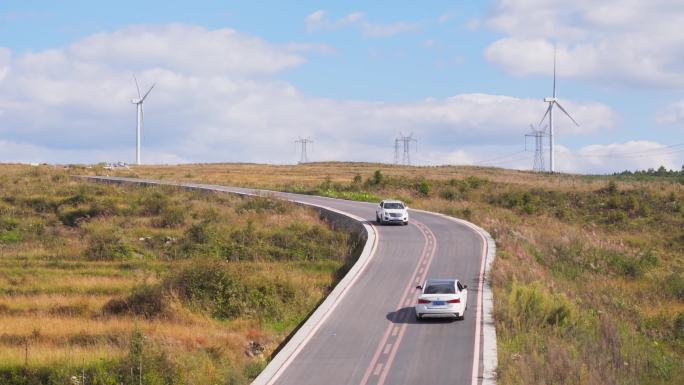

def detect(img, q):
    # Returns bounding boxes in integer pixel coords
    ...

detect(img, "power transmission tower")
[395,132,417,165]
[295,137,313,163]
[525,124,548,172]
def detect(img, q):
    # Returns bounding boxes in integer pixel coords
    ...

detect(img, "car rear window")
[383,203,404,209]
[424,283,455,294]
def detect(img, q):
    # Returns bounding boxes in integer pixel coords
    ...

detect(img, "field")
[0,165,357,384]
[101,162,684,385]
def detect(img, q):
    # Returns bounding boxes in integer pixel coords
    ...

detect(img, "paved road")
[83,177,495,385]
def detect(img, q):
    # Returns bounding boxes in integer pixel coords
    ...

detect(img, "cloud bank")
[0,23,662,173]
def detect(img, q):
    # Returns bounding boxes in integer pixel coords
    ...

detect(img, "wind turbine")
[540,46,579,173]
[131,76,155,165]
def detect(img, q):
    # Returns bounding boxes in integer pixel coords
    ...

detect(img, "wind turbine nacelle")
[544,97,556,102]
[131,98,141,104]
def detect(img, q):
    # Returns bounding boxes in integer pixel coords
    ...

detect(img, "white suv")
[376,200,409,225]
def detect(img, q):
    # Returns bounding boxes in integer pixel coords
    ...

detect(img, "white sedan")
[415,279,468,320]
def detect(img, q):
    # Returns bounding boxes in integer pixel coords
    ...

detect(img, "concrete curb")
[76,176,379,385]
[410,209,497,385]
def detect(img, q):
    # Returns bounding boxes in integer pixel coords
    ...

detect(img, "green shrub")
[20,195,58,213]
[156,205,187,228]
[605,249,658,278]
[165,262,244,319]
[606,210,627,225]
[416,180,431,196]
[0,229,20,244]
[0,215,19,231]
[465,176,488,189]
[675,313,684,340]
[237,197,289,214]
[501,281,574,331]
[84,231,133,260]
[103,284,167,318]
[367,170,384,186]
[439,188,458,201]
[138,191,169,215]
[607,180,618,194]
[664,272,684,301]
[58,205,101,227]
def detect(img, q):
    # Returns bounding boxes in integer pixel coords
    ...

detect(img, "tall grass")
[115,162,684,385]
[0,165,356,384]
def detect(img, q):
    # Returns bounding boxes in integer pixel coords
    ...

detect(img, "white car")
[415,279,468,320]
[375,200,409,225]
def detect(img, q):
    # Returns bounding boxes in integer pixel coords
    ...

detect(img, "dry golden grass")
[0,164,352,384]
[105,162,684,385]
[0,346,126,367]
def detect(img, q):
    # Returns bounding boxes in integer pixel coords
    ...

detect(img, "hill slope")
[109,162,684,385]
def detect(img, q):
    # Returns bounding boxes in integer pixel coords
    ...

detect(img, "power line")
[563,147,684,160]
[473,150,526,165]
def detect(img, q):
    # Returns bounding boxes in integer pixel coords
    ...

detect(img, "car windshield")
[424,283,455,294]
[383,203,404,209]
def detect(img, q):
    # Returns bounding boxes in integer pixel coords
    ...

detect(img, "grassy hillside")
[108,162,684,385]
[0,165,357,384]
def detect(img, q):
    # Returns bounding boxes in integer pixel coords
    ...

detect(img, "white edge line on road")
[76,177,380,385]
[410,208,497,385]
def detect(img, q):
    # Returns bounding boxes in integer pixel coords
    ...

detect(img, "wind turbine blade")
[554,101,579,126]
[141,83,156,102]
[539,104,552,125]
[553,45,557,98]
[133,75,141,99]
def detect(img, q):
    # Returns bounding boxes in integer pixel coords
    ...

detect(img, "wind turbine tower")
[131,76,155,166]
[540,47,579,173]
[525,124,548,172]
[395,132,417,166]
[295,137,313,163]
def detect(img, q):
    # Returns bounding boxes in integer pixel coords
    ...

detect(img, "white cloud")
[438,12,456,24]
[0,23,624,170]
[305,10,364,32]
[69,24,304,76]
[0,47,10,83]
[465,19,481,31]
[361,21,417,38]
[556,141,682,173]
[422,40,436,48]
[657,99,684,125]
[304,11,416,38]
[484,1,684,88]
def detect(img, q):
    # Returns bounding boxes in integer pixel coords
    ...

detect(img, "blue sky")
[1,1,683,173]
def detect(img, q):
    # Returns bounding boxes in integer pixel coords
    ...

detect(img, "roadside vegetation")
[112,162,684,385]
[0,164,356,384]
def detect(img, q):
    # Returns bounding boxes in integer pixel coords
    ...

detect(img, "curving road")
[82,177,496,385]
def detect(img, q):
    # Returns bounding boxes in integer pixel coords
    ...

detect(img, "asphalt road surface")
[84,177,494,385]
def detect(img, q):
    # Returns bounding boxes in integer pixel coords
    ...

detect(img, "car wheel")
[403,222,408,226]
[416,313,423,320]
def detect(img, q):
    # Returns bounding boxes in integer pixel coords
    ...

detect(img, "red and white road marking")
[358,221,437,385]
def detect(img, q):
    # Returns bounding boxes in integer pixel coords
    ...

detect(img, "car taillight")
[418,299,430,304]
[447,298,460,304]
